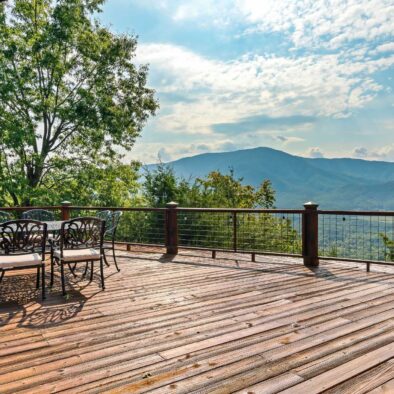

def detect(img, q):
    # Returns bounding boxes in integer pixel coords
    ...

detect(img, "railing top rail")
[0,206,63,211]
[318,210,394,216]
[2,206,394,216]
[68,206,167,212]
[177,207,305,213]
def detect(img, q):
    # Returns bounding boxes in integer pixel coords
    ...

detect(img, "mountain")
[147,147,394,210]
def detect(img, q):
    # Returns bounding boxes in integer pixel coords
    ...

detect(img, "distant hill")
[147,147,394,210]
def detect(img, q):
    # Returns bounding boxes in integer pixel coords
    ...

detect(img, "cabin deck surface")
[1,248,394,393]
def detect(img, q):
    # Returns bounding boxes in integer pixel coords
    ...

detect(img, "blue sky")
[100,0,394,163]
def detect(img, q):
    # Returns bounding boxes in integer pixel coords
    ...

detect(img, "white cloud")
[137,43,392,135]
[306,147,325,158]
[275,136,305,144]
[119,0,394,162]
[352,145,394,161]
[130,1,394,52]
[129,139,241,163]
[237,0,394,50]
[375,42,394,53]
[157,147,172,162]
[353,147,369,158]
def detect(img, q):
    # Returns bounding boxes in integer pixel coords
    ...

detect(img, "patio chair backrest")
[22,209,55,222]
[96,210,111,229]
[111,211,122,236]
[60,217,105,251]
[0,211,12,223]
[0,220,47,257]
[96,210,122,237]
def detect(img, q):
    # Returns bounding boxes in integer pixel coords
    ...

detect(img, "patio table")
[1,221,64,232]
[43,221,64,232]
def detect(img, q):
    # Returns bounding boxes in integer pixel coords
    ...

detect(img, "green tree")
[45,159,142,207]
[195,169,275,208]
[0,0,158,206]
[380,234,394,262]
[140,165,300,253]
[143,163,181,207]
[143,165,276,209]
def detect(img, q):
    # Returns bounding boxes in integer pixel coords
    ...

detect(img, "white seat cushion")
[0,253,42,269]
[54,248,101,262]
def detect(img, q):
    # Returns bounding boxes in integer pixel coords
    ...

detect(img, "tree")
[141,166,300,253]
[0,0,158,206]
[143,163,181,207]
[44,159,142,207]
[143,165,276,209]
[195,169,275,208]
[380,234,394,262]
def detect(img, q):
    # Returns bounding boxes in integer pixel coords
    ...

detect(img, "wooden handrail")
[0,206,62,211]
[67,206,166,211]
[318,210,394,216]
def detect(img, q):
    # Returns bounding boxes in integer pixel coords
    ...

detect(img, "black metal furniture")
[22,209,55,221]
[23,209,57,246]
[0,211,12,223]
[50,217,105,296]
[0,220,47,300]
[95,210,122,272]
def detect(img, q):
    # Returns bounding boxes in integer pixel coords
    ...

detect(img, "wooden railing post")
[166,202,178,255]
[302,202,319,267]
[61,201,71,220]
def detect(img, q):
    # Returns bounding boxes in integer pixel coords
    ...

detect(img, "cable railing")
[0,206,62,220]
[318,210,394,269]
[177,208,303,257]
[68,206,166,246]
[1,202,394,270]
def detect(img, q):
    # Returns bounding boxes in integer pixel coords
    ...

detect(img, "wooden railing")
[1,202,394,270]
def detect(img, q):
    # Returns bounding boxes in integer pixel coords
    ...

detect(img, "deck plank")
[1,248,394,393]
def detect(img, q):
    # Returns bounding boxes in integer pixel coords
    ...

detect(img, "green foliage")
[140,164,300,253]
[143,164,275,209]
[0,0,158,206]
[44,159,142,207]
[381,234,394,262]
[143,163,182,207]
[194,169,275,208]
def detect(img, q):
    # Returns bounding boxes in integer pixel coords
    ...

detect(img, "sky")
[99,0,394,163]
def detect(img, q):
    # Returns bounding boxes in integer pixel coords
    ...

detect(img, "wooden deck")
[1,248,394,393]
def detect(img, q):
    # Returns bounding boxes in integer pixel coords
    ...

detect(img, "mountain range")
[149,147,394,210]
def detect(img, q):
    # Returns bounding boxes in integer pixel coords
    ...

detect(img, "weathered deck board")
[1,248,394,393]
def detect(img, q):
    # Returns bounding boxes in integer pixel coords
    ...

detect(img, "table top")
[1,221,65,232]
[43,221,64,231]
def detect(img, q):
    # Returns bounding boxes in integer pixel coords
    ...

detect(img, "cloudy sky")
[100,0,394,163]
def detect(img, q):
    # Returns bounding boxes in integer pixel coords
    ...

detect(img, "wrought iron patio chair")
[23,208,60,257]
[0,220,47,300]
[22,209,55,221]
[50,217,105,296]
[0,211,12,223]
[94,210,122,272]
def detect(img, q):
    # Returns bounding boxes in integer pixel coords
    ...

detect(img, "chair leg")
[82,262,89,277]
[68,263,77,277]
[112,242,120,272]
[36,266,40,289]
[41,263,46,300]
[0,270,4,283]
[103,252,110,267]
[89,261,94,282]
[100,257,105,290]
[50,257,55,287]
[60,263,66,296]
